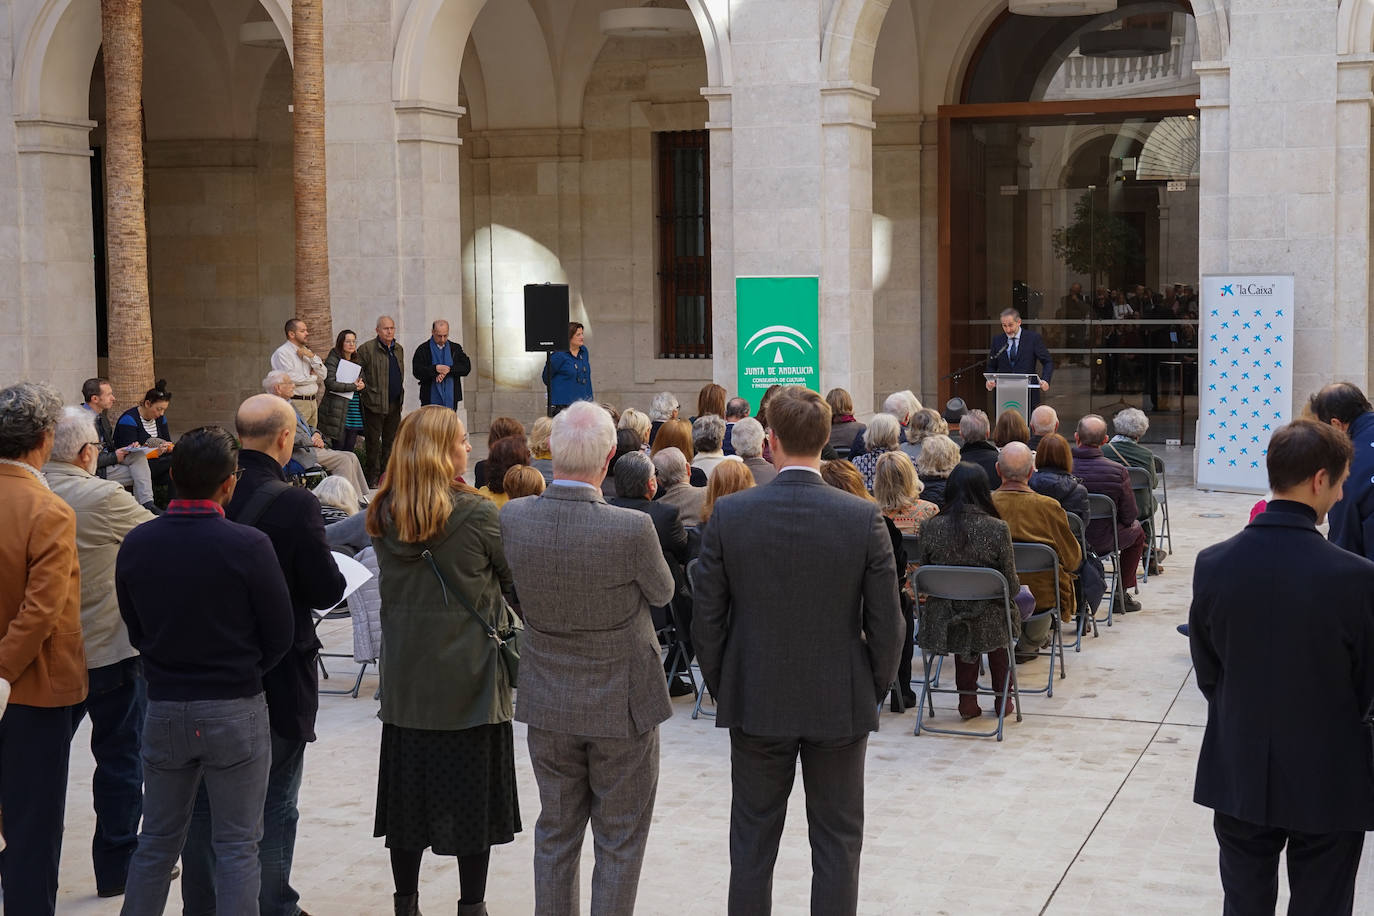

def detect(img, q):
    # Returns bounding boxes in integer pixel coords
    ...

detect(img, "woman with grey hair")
[852,413,901,491]
[900,407,946,466]
[730,417,776,485]
[0,380,86,913]
[651,446,707,527]
[1106,406,1161,572]
[690,414,734,479]
[648,391,680,445]
[915,434,961,509]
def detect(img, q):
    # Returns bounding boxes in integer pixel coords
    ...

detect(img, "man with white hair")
[653,446,707,527]
[501,401,676,916]
[648,391,680,446]
[731,417,775,484]
[959,409,1001,488]
[722,397,751,456]
[264,370,372,499]
[848,390,915,457]
[1028,405,1059,451]
[43,407,155,898]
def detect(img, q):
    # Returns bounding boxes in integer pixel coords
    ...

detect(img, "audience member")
[826,387,866,453]
[503,465,547,500]
[915,434,961,509]
[819,458,868,499]
[1104,407,1161,573]
[1072,415,1147,614]
[82,377,159,513]
[318,475,369,556]
[117,426,293,916]
[357,315,405,487]
[320,329,367,452]
[478,436,532,509]
[618,408,652,451]
[1028,405,1059,450]
[874,450,938,537]
[693,386,902,914]
[0,381,84,915]
[651,418,707,486]
[653,447,707,527]
[179,394,347,916]
[527,416,555,482]
[691,414,733,478]
[958,409,1001,489]
[852,413,901,491]
[266,370,373,497]
[695,383,727,422]
[991,443,1082,663]
[723,397,751,456]
[501,401,675,915]
[603,428,643,500]
[754,384,783,427]
[993,408,1030,448]
[1190,419,1374,914]
[847,391,913,456]
[899,406,945,467]
[411,319,472,410]
[730,417,775,485]
[701,459,755,524]
[270,318,326,427]
[112,380,176,498]
[1030,434,1089,524]
[1306,382,1374,562]
[473,417,525,488]
[44,407,155,898]
[648,391,681,445]
[366,406,521,916]
[916,463,1021,721]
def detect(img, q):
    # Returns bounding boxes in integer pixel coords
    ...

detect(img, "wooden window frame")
[656,130,712,358]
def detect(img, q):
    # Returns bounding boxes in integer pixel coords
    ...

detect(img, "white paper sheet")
[316,551,373,614]
[334,360,361,384]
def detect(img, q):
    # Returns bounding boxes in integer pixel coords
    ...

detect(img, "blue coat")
[542,346,593,405]
[1327,410,1374,561]
[112,405,170,448]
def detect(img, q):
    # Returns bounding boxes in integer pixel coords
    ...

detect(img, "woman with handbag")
[365,406,522,916]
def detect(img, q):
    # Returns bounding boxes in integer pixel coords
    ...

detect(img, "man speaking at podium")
[985,308,1054,410]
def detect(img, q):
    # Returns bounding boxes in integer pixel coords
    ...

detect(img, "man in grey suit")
[693,386,904,915]
[501,401,676,916]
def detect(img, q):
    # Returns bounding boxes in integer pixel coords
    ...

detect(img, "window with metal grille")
[657,130,711,358]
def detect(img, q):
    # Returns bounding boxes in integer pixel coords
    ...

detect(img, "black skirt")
[374,721,521,856]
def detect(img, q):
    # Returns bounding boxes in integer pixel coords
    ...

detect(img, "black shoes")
[668,675,694,697]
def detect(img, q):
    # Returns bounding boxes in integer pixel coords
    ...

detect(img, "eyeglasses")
[85,441,101,450]
[223,467,244,483]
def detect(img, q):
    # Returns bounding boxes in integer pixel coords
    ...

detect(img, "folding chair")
[1152,454,1172,555]
[1125,465,1154,583]
[1065,513,1099,649]
[833,446,852,460]
[291,466,329,490]
[911,565,1022,741]
[1086,493,1122,627]
[684,558,716,720]
[900,532,943,685]
[314,603,371,697]
[1009,543,1066,696]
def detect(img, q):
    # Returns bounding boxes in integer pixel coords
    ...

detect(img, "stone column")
[704,87,735,388]
[13,117,98,399]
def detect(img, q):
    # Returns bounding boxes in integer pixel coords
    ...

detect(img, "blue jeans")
[0,703,79,916]
[180,730,307,916]
[122,695,270,916]
[72,657,147,893]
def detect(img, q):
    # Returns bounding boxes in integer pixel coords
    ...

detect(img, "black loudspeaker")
[524,284,570,353]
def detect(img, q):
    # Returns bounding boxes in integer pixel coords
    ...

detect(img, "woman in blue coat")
[541,322,593,414]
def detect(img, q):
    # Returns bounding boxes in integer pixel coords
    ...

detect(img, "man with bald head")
[992,442,1082,662]
[1072,414,1147,614]
[412,318,472,411]
[1028,405,1059,451]
[179,393,346,916]
[356,315,405,485]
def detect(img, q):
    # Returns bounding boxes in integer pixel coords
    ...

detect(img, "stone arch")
[15,0,292,120]
[1338,0,1374,55]
[1052,122,1156,188]
[822,0,893,87]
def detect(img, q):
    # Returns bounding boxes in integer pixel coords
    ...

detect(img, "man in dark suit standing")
[692,386,903,915]
[985,308,1053,410]
[1190,418,1374,914]
[411,319,472,410]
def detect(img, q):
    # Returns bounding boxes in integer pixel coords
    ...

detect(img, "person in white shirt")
[270,318,326,428]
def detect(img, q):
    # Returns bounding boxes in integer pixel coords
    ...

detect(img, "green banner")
[735,277,821,414]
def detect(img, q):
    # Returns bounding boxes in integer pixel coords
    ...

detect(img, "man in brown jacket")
[991,442,1082,662]
[355,315,405,485]
[0,381,87,915]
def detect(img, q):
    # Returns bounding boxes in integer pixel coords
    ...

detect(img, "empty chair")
[1153,454,1171,555]
[1125,464,1154,582]
[1009,542,1066,696]
[1065,513,1099,649]
[1086,493,1122,628]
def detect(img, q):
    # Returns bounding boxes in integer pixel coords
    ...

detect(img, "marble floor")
[51,462,1374,914]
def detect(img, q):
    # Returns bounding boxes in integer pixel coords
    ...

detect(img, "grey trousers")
[526,725,660,916]
[315,447,371,497]
[727,729,869,916]
[105,454,155,507]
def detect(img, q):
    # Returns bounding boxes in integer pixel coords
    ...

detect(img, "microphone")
[989,342,1008,366]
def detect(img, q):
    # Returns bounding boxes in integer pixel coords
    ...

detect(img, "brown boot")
[954,655,982,720]
[988,648,1016,718]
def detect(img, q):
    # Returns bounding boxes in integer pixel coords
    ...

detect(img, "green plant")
[1051,192,1143,287]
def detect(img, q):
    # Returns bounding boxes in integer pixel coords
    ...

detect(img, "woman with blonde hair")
[618,407,652,450]
[873,451,938,537]
[365,406,520,916]
[650,418,707,486]
[701,459,755,523]
[527,415,554,482]
[502,464,546,500]
[915,434,961,509]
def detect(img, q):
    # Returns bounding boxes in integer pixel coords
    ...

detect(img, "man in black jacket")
[412,319,472,409]
[958,409,1001,489]
[1190,418,1374,914]
[180,394,347,916]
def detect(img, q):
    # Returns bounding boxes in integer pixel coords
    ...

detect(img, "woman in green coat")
[365,406,520,916]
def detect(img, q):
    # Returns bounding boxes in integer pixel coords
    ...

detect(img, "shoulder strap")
[419,547,498,638]
[237,479,293,529]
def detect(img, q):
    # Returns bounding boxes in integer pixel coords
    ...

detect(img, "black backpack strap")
[237,479,293,529]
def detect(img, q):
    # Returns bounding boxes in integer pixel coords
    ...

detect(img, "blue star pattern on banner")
[1197,276,1294,491]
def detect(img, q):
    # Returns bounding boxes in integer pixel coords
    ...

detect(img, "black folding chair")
[1065,513,1099,649]
[1086,494,1122,627]
[1152,454,1172,555]
[684,558,716,720]
[911,565,1022,741]
[1125,465,1154,583]
[1009,543,1066,696]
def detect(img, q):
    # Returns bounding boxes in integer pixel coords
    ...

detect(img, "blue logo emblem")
[1220,285,1234,296]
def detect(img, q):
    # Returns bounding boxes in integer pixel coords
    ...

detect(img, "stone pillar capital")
[394,100,465,145]
[701,87,732,130]
[820,81,878,130]
[14,116,97,157]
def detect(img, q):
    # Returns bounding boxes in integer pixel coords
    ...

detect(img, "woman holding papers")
[321,329,366,451]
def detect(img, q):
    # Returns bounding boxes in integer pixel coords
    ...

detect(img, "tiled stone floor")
[52,459,1374,913]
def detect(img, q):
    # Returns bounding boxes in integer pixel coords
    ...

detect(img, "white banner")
[1196,275,1295,493]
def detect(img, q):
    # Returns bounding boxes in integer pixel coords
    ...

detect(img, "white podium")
[985,373,1039,418]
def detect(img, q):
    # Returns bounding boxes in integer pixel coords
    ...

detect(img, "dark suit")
[692,469,903,914]
[611,495,693,665]
[411,337,473,406]
[1190,500,1374,914]
[988,327,1053,411]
